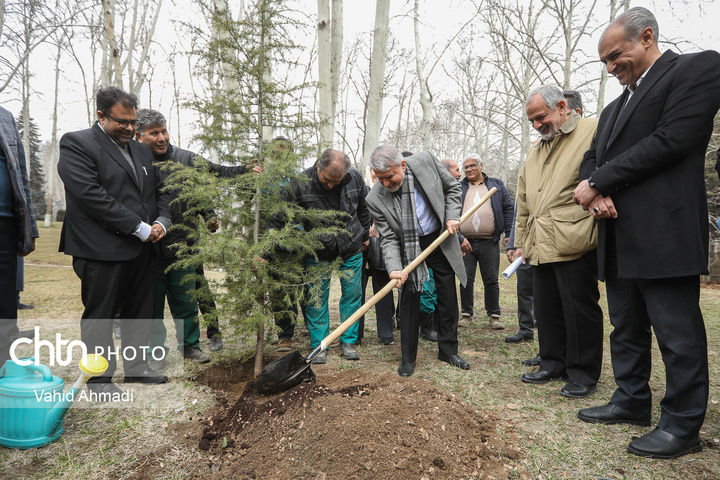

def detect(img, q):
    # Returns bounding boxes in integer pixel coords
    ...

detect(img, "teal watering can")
[0,354,108,449]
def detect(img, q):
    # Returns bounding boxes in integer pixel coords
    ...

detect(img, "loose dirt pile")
[188,366,529,480]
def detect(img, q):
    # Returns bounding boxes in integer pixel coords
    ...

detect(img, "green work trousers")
[419,268,436,314]
[149,258,201,355]
[305,252,362,349]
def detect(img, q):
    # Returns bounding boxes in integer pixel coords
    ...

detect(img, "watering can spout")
[44,354,108,433]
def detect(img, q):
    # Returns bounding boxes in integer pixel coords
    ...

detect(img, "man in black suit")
[58,86,171,397]
[574,7,720,458]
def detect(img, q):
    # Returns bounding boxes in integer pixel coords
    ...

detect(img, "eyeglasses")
[104,113,139,129]
[463,163,479,171]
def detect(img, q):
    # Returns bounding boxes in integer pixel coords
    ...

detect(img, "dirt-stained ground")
[148,358,529,480]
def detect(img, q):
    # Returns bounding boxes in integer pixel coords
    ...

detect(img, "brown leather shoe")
[277,338,293,352]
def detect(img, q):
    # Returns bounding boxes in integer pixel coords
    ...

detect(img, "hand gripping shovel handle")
[305,186,497,361]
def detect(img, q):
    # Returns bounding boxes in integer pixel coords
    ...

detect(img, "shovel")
[255,187,497,395]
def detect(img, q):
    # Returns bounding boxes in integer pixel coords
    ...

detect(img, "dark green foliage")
[170,0,341,339]
[16,113,46,217]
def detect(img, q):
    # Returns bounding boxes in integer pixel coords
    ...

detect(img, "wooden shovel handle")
[318,187,497,351]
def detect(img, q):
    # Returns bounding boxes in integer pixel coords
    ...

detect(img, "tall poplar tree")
[174,0,344,374]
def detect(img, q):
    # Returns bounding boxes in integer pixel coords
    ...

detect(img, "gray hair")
[317,148,351,176]
[441,159,456,169]
[562,90,583,116]
[370,146,404,173]
[527,84,565,109]
[463,153,482,165]
[612,7,659,45]
[136,108,166,135]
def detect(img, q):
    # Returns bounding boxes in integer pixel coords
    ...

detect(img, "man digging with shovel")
[255,151,495,393]
[366,146,470,377]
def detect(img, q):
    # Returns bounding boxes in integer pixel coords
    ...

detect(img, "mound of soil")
[191,368,529,480]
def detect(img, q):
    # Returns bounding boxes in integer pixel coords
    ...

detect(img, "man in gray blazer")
[366,146,468,377]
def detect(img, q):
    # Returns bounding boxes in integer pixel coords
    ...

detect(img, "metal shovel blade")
[255,350,316,395]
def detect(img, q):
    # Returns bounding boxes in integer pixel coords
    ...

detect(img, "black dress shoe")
[505,331,533,343]
[438,353,470,370]
[397,361,415,377]
[420,329,438,342]
[627,428,702,459]
[17,302,34,310]
[381,337,395,345]
[577,403,651,426]
[87,382,124,400]
[522,354,541,366]
[124,368,168,384]
[521,370,568,384]
[560,381,597,399]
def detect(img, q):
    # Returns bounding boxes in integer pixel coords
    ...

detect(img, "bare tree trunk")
[414,0,433,151]
[556,0,599,90]
[254,0,273,377]
[213,0,243,158]
[0,0,5,41]
[129,0,163,93]
[362,0,390,172]
[171,53,182,146]
[597,0,630,113]
[101,0,123,87]
[126,0,139,92]
[330,0,343,124]
[19,0,32,180]
[45,37,64,227]
[255,324,265,376]
[21,62,31,182]
[317,0,333,147]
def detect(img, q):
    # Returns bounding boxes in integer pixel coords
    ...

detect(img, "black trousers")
[605,246,707,438]
[459,238,500,316]
[368,265,395,339]
[0,218,18,366]
[73,244,157,382]
[516,263,536,335]
[533,250,603,386]
[399,230,459,363]
[196,263,221,339]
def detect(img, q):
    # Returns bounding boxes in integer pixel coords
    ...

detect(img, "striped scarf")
[396,168,429,293]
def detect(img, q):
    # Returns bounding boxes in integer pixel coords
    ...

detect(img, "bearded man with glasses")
[58,86,172,398]
[458,154,514,330]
